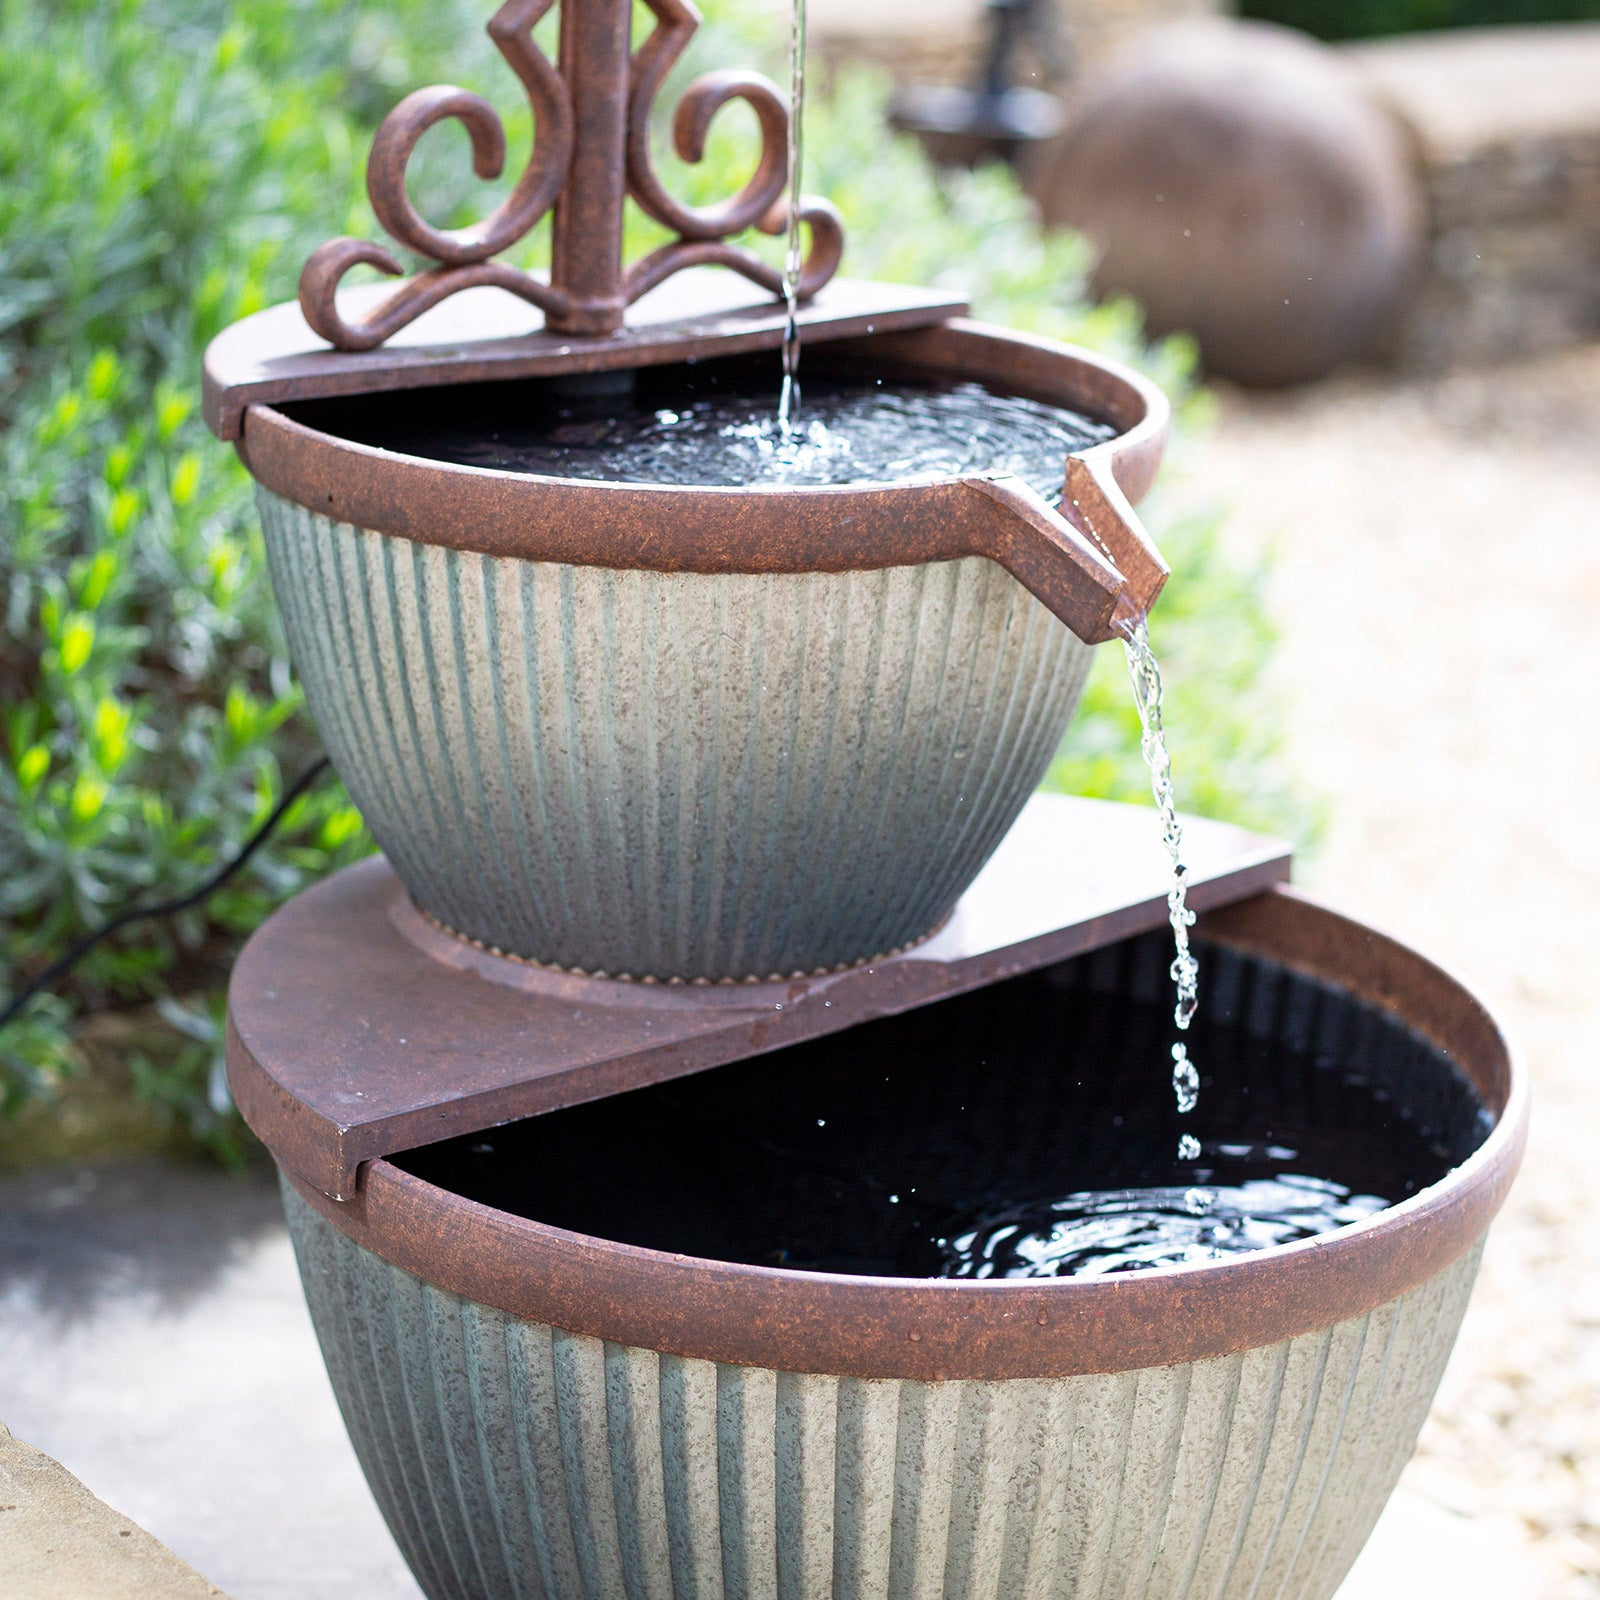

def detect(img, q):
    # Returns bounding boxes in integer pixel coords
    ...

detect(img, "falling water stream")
[1120,614,1203,1152]
[927,622,1232,1274]
[770,5,1199,1110]
[777,0,808,435]
[767,7,1200,1120]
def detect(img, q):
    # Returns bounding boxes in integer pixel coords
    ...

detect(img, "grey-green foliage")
[0,0,1304,1158]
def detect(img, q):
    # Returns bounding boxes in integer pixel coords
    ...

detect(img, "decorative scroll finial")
[299,0,844,351]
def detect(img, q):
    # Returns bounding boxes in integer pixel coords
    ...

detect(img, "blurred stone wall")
[1343,25,1600,371]
[813,1,1600,375]
[809,0,1223,93]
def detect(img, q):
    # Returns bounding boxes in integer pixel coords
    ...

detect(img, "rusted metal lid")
[227,794,1291,1201]
[202,272,968,442]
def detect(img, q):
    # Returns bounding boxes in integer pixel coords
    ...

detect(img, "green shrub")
[1240,0,1600,41]
[0,0,425,1152]
[0,0,1304,1159]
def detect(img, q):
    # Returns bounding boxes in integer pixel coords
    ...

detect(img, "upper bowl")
[237,320,1170,980]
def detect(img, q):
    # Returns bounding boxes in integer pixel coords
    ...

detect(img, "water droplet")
[1172,1044,1200,1115]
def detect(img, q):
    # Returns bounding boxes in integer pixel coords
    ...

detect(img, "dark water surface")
[398,935,1489,1280]
[286,362,1116,500]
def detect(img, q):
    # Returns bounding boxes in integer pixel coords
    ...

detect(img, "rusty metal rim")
[284,887,1527,1381]
[241,319,1167,500]
[235,319,1172,642]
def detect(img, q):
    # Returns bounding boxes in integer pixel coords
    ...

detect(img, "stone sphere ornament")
[1039,22,1424,386]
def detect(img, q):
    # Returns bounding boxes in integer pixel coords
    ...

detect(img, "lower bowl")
[282,888,1524,1600]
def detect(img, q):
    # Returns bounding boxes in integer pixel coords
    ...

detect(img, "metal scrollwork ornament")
[299,0,843,350]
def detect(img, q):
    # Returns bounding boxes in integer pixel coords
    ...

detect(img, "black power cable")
[0,755,333,1033]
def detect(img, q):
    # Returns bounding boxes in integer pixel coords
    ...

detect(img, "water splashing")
[933,1177,1392,1278]
[778,0,808,435]
[1120,613,1201,1145]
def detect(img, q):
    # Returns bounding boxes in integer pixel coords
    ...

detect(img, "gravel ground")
[1194,345,1600,1598]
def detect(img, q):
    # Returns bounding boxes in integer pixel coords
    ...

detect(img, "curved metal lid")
[228,795,1290,1202]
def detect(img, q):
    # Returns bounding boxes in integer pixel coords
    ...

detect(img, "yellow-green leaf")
[108,487,141,539]
[79,549,118,610]
[224,684,257,742]
[208,538,241,600]
[215,22,247,69]
[106,134,134,187]
[155,389,191,441]
[233,280,266,320]
[320,806,365,850]
[39,392,83,446]
[92,697,132,771]
[105,442,136,489]
[87,351,120,401]
[58,615,95,674]
[170,453,202,508]
[70,772,107,822]
[17,745,50,791]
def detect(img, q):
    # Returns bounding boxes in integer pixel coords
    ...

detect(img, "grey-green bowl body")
[258,486,1093,979]
[286,1183,1478,1600]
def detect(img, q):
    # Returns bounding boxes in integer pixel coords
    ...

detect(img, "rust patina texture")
[201,276,971,442]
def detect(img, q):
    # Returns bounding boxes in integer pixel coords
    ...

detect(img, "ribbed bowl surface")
[259,487,1093,979]
[287,1186,1477,1600]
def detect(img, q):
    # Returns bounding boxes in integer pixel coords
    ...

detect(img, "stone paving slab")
[0,1161,421,1600]
[0,1420,228,1600]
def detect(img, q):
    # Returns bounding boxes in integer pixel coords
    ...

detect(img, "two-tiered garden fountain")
[205,2,1525,1595]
